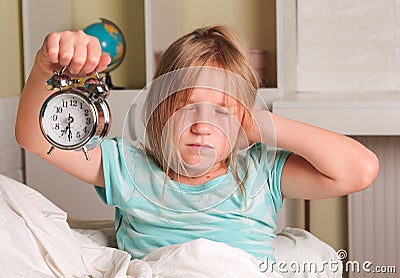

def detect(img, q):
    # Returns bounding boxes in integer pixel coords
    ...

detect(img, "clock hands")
[66,113,74,142]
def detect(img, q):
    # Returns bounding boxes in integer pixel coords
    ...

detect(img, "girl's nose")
[188,104,214,135]
[190,121,212,135]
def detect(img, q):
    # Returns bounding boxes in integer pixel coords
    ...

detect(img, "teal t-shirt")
[95,137,291,261]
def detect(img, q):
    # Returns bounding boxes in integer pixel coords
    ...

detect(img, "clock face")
[40,92,96,149]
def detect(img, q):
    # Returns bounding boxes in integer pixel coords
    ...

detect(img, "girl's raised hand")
[37,30,111,77]
[239,109,277,148]
[236,109,262,149]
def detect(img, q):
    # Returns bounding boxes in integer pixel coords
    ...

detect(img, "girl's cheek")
[223,115,243,139]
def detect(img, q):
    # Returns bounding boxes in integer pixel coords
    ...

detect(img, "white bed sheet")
[0,174,342,277]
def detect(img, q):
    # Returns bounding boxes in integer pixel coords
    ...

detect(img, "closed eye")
[180,104,196,111]
[215,108,231,115]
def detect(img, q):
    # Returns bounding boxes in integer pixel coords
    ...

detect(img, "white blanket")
[0,174,341,277]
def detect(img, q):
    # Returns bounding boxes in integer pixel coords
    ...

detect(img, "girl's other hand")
[239,109,276,148]
[37,30,111,77]
[238,109,262,148]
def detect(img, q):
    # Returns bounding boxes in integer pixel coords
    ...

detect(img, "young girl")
[15,25,379,263]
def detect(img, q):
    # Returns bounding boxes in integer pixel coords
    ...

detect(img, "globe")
[83,18,126,89]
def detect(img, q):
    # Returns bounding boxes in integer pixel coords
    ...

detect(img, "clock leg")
[82,146,90,161]
[47,146,55,156]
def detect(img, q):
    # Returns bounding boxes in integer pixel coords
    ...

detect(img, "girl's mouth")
[187,143,214,150]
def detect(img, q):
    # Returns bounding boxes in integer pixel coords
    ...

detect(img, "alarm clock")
[39,66,111,161]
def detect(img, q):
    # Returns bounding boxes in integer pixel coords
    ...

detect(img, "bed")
[0,173,342,277]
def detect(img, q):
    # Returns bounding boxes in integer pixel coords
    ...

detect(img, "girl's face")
[169,88,245,176]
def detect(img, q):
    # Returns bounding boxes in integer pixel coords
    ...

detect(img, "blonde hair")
[143,25,259,200]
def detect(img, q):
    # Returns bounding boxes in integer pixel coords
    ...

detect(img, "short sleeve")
[247,143,291,213]
[270,149,292,212]
[94,137,136,208]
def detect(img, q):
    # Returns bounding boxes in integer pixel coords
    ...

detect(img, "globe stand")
[105,72,125,90]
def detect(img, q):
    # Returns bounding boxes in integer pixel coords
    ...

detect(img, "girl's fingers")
[80,36,103,75]
[97,53,112,73]
[40,30,110,76]
[68,38,89,74]
[42,33,61,64]
[58,34,75,68]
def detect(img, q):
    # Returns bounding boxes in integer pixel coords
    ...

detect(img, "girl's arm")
[15,31,111,187]
[249,110,379,199]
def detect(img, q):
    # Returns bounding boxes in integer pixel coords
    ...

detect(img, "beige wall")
[310,197,347,251]
[287,197,347,252]
[180,0,277,87]
[0,0,23,98]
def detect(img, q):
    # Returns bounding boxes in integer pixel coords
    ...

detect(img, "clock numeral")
[56,107,63,113]
[84,109,89,116]
[83,126,88,134]
[70,99,78,107]
[55,123,60,130]
[86,118,91,125]
[52,114,58,121]
[62,101,68,108]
